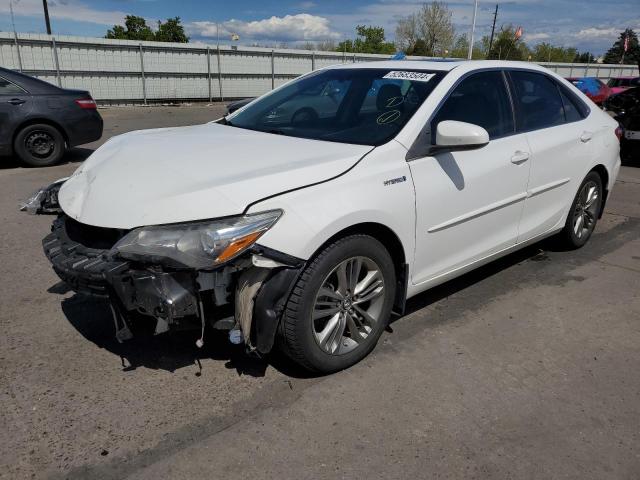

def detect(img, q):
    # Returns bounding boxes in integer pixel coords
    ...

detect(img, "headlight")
[112,210,282,269]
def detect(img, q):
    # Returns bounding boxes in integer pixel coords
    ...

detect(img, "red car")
[607,76,640,95]
[567,77,611,105]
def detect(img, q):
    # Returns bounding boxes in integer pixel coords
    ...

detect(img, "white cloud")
[525,32,551,41]
[574,27,619,39]
[2,0,127,26]
[190,14,341,42]
[296,1,317,9]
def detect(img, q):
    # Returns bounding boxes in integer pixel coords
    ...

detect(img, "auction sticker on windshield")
[383,71,435,82]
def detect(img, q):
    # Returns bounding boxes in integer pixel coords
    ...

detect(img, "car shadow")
[0,146,93,170]
[60,293,312,379]
[401,241,550,317]
[58,238,560,380]
[621,144,639,167]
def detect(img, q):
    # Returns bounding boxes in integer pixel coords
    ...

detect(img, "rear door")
[508,70,594,241]
[0,75,32,154]
[410,70,531,285]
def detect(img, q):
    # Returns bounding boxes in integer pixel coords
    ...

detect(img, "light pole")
[467,0,478,60]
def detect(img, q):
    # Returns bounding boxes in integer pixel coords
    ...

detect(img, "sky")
[1,0,639,55]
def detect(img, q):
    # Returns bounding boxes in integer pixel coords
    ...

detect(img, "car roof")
[0,67,61,94]
[326,59,552,73]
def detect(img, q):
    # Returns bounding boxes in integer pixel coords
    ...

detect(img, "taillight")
[74,98,97,109]
[615,126,623,140]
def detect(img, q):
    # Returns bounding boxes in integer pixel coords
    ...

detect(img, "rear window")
[0,77,26,95]
[509,71,565,132]
[557,83,590,121]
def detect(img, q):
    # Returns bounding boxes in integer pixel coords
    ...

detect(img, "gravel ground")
[1,105,639,480]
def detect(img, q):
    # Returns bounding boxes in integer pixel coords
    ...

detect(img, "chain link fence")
[1,32,638,104]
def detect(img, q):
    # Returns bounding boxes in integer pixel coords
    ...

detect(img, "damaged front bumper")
[43,216,303,353]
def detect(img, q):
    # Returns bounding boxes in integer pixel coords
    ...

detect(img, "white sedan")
[28,60,621,373]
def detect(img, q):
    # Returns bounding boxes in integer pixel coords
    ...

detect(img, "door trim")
[527,177,571,198]
[427,191,528,233]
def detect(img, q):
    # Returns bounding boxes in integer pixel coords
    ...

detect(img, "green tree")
[574,51,595,63]
[531,42,580,63]
[155,17,189,43]
[106,15,154,41]
[337,25,396,54]
[106,15,189,43]
[396,1,455,56]
[603,29,640,68]
[487,26,524,61]
[407,39,429,56]
[448,34,484,59]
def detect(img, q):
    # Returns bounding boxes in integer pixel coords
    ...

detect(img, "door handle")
[510,151,530,164]
[8,98,26,105]
[580,131,593,143]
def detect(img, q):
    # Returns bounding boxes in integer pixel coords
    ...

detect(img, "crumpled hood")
[59,123,372,229]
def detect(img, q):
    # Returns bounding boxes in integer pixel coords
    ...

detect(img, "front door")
[410,70,531,286]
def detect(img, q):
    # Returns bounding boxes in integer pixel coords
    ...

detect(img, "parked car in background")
[604,86,640,160]
[0,67,102,166]
[25,61,620,373]
[567,77,611,105]
[607,76,640,95]
[226,98,254,114]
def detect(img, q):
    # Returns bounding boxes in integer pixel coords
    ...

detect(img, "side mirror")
[434,120,490,152]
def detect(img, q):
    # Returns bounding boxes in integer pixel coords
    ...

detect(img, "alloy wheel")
[312,256,386,355]
[573,180,600,239]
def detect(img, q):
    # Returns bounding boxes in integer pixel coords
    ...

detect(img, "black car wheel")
[278,235,396,373]
[14,124,66,167]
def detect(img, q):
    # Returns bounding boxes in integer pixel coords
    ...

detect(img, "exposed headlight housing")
[19,177,68,214]
[112,210,282,269]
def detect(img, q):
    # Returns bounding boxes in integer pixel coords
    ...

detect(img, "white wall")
[1,32,637,103]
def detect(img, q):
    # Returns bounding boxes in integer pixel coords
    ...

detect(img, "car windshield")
[226,68,445,146]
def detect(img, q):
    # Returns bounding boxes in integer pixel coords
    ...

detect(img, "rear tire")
[14,124,66,167]
[279,235,396,373]
[557,171,603,249]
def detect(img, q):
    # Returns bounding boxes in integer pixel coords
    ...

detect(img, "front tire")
[279,235,396,373]
[558,171,603,249]
[14,124,66,167]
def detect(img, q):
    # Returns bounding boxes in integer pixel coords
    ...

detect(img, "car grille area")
[43,216,129,297]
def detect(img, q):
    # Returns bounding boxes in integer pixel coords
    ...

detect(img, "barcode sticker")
[383,71,435,82]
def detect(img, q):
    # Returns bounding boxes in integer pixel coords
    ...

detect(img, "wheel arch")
[589,164,610,218]
[309,221,409,315]
[12,117,70,150]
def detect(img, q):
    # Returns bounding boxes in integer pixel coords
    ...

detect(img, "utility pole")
[488,4,498,56]
[467,0,478,60]
[42,0,52,34]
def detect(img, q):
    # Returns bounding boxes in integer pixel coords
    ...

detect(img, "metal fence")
[1,32,638,104]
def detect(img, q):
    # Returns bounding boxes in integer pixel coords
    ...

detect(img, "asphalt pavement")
[1,104,639,480]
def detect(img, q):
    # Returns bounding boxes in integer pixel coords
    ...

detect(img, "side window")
[557,84,589,122]
[432,71,514,140]
[0,77,25,95]
[510,71,565,131]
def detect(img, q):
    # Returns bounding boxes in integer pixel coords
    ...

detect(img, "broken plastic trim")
[252,265,303,354]
[20,177,67,215]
